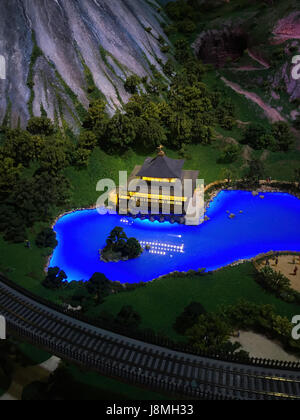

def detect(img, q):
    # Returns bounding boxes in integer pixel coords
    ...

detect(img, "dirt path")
[233,66,267,72]
[258,255,300,292]
[247,50,270,69]
[221,77,286,123]
[242,145,253,167]
[0,356,60,401]
[231,332,299,362]
[260,150,270,162]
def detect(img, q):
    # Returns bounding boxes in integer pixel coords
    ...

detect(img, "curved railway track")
[1,279,300,400]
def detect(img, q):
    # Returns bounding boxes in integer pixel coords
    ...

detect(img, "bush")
[124,75,141,94]
[271,121,294,152]
[174,302,206,335]
[115,305,141,330]
[27,117,55,136]
[36,228,58,249]
[241,123,272,150]
[101,227,143,261]
[43,267,67,290]
[186,313,234,353]
[256,266,300,305]
[218,144,239,164]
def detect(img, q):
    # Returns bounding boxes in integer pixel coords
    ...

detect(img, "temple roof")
[137,155,185,179]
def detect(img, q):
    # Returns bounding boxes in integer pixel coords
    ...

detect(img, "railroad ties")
[0,281,300,400]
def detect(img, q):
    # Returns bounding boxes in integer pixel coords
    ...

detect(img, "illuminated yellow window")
[142,177,177,183]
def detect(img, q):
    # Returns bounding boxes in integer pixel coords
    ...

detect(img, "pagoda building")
[111,146,200,219]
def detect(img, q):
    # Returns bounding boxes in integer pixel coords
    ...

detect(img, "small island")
[100,227,143,263]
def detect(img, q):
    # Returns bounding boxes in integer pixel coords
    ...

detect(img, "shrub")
[271,121,294,152]
[124,75,141,94]
[43,267,67,290]
[218,144,239,164]
[36,228,58,249]
[115,305,141,330]
[101,227,143,261]
[174,302,206,335]
[27,117,55,136]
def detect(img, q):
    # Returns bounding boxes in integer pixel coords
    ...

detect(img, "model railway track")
[1,281,300,400]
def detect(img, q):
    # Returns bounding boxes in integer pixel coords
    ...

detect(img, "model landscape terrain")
[0,0,300,401]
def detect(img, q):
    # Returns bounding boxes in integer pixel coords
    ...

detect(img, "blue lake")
[50,190,300,283]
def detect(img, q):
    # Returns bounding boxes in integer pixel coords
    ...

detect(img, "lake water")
[50,190,300,283]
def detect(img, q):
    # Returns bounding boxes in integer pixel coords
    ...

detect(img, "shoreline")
[45,182,300,281]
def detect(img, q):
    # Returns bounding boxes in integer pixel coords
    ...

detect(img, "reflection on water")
[140,240,185,256]
[50,191,300,283]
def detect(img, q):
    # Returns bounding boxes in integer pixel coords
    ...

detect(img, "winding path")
[247,50,270,69]
[1,275,300,400]
[221,77,286,123]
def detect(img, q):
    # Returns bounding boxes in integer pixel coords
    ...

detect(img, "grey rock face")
[0,0,168,127]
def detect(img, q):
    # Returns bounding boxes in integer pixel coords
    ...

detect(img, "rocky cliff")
[192,5,300,124]
[0,0,168,128]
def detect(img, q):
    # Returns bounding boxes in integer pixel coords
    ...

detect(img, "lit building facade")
[110,146,200,218]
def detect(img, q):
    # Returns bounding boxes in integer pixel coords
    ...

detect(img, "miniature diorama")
[0,0,300,404]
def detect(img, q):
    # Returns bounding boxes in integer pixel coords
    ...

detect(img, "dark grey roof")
[137,156,185,179]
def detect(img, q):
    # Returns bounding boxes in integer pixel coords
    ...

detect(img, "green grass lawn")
[1,138,298,306]
[264,149,300,181]
[16,341,51,366]
[0,235,48,295]
[64,144,233,209]
[0,234,77,305]
[64,141,300,212]
[99,263,300,341]
[203,70,271,130]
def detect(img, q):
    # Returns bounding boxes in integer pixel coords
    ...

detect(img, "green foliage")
[258,266,290,291]
[177,19,196,34]
[174,39,191,63]
[40,143,68,174]
[85,272,112,304]
[83,99,109,146]
[1,129,43,167]
[186,313,234,354]
[0,170,70,243]
[102,227,143,261]
[174,302,206,335]
[103,111,136,154]
[73,148,91,168]
[162,59,176,77]
[256,266,300,305]
[223,300,300,354]
[165,0,199,25]
[43,267,67,290]
[271,121,294,152]
[72,130,98,167]
[243,158,265,186]
[27,32,43,116]
[115,305,141,330]
[124,75,141,94]
[27,117,55,136]
[241,123,274,150]
[0,156,22,196]
[218,144,240,164]
[125,237,143,260]
[78,131,97,150]
[35,228,58,249]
